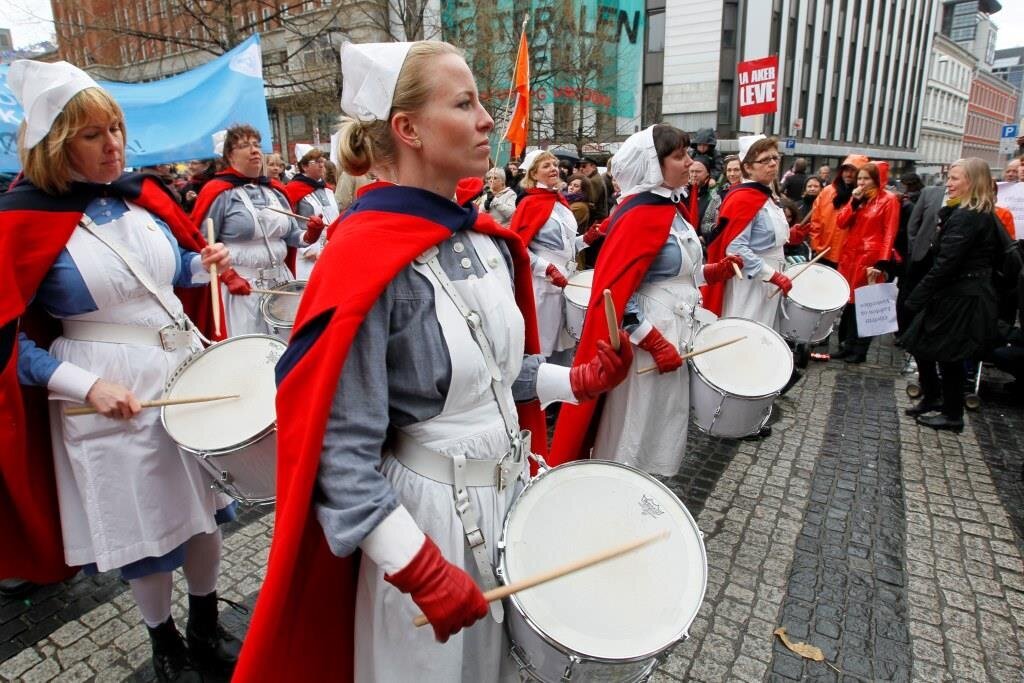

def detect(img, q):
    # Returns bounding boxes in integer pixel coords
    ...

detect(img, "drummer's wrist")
[189,255,212,284]
[48,362,101,403]
[536,363,578,407]
[359,505,426,574]
[759,265,776,281]
[629,320,654,345]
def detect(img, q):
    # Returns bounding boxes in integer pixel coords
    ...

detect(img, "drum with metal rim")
[777,263,848,344]
[562,269,594,342]
[260,279,307,340]
[498,460,707,682]
[161,334,283,505]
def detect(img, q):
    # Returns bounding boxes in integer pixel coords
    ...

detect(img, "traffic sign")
[1002,124,1019,139]
[784,138,796,150]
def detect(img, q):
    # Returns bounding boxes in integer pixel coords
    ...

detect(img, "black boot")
[186,592,242,676]
[147,616,202,683]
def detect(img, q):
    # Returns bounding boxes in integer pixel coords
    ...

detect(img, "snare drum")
[260,280,307,340]
[499,460,706,683]
[688,318,792,437]
[777,263,849,343]
[161,335,284,505]
[562,270,594,341]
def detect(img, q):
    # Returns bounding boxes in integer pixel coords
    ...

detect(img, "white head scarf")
[613,125,668,198]
[737,134,766,163]
[294,143,314,162]
[519,149,547,180]
[340,42,415,122]
[8,60,101,150]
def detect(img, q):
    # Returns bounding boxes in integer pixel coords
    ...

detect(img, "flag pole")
[494,13,529,164]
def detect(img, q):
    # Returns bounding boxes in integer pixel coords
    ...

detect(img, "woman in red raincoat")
[833,162,900,363]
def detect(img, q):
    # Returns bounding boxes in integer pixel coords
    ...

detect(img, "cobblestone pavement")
[3,336,1023,682]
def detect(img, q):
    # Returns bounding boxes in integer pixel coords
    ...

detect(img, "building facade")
[648,0,941,174]
[941,0,1001,71]
[918,32,975,179]
[993,46,1024,126]
[962,68,1018,168]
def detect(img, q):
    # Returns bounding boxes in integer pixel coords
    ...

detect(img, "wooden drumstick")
[732,262,743,280]
[205,218,221,337]
[603,289,620,351]
[768,247,831,299]
[636,335,747,375]
[412,530,669,628]
[565,282,592,289]
[264,206,309,222]
[65,394,240,416]
[249,288,303,296]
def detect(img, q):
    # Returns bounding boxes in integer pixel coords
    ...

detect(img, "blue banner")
[0,34,271,173]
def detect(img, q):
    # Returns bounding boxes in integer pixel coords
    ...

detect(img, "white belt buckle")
[158,323,191,352]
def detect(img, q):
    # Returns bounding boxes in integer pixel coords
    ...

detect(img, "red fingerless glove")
[303,214,326,244]
[545,263,569,288]
[220,268,252,296]
[583,224,604,245]
[787,224,809,245]
[769,271,793,296]
[637,326,683,373]
[569,332,633,401]
[384,536,488,643]
[702,254,744,285]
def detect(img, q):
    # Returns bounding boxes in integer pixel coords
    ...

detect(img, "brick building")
[962,68,1018,168]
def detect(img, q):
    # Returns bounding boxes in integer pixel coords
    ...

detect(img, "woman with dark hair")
[716,154,742,200]
[1,60,239,682]
[233,40,631,681]
[180,158,217,213]
[285,146,340,280]
[798,176,823,221]
[807,154,869,268]
[551,124,742,473]
[833,162,900,363]
[563,172,592,230]
[903,158,1004,431]
[191,125,326,337]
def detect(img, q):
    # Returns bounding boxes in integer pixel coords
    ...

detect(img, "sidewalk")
[2,336,1022,682]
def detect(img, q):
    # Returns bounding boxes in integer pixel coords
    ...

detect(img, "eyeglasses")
[753,155,781,165]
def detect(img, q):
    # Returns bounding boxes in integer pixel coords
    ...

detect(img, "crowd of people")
[2,39,1023,683]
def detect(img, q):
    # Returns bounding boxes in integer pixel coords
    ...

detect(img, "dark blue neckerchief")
[346,184,478,233]
[604,191,676,238]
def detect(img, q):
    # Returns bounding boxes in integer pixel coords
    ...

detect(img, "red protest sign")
[737,56,779,117]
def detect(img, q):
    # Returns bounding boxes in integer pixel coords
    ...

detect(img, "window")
[646,11,664,53]
[262,8,273,29]
[287,113,308,136]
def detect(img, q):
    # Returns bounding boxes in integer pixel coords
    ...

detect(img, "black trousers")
[916,357,966,420]
[838,306,872,356]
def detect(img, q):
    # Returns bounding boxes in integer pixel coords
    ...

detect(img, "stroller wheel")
[906,383,922,398]
[965,393,981,411]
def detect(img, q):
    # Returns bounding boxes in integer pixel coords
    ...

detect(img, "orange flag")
[504,29,530,159]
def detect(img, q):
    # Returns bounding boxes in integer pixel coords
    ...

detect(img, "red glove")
[220,268,252,296]
[569,331,633,401]
[303,214,326,244]
[582,224,604,245]
[636,327,683,374]
[702,254,744,285]
[545,263,569,288]
[384,536,488,643]
[769,271,793,297]
[787,224,809,245]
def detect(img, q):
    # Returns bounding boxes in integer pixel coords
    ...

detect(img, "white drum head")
[261,280,307,328]
[784,263,849,311]
[690,318,792,396]
[563,269,594,307]
[162,335,284,452]
[502,461,705,661]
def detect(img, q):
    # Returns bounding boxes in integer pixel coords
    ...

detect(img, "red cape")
[283,174,322,211]
[232,185,546,682]
[0,174,212,583]
[455,177,484,206]
[548,192,678,466]
[510,188,570,245]
[325,180,393,242]
[701,183,773,315]
[189,168,297,288]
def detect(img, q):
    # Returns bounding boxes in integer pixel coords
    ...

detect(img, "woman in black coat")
[902,158,1003,432]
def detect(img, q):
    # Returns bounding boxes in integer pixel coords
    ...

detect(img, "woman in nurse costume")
[191,125,326,337]
[0,61,241,682]
[285,144,340,279]
[550,125,742,473]
[232,41,632,683]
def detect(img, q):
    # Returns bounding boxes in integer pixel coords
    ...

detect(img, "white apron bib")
[48,203,220,571]
[354,231,526,683]
[723,200,789,328]
[223,186,293,337]
[531,203,578,357]
[296,189,340,280]
[593,220,703,476]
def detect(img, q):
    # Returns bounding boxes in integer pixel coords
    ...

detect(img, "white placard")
[854,283,899,337]
[998,181,1024,233]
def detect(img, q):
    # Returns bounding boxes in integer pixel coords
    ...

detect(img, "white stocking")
[183,529,222,597]
[130,572,173,628]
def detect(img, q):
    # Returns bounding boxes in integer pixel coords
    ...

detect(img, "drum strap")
[76,216,203,345]
[235,186,283,270]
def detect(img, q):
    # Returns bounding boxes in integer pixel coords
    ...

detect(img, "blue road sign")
[1002,124,1019,139]
[785,138,796,150]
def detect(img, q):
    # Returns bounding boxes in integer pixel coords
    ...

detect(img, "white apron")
[296,189,340,280]
[593,221,702,476]
[530,203,578,357]
[48,204,220,571]
[722,201,789,328]
[354,231,526,683]
[222,186,293,337]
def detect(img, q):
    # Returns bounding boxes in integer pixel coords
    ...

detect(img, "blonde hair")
[520,151,558,190]
[336,41,462,176]
[950,158,995,213]
[19,87,125,195]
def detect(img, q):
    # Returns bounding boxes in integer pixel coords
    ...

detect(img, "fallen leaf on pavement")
[773,627,825,661]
